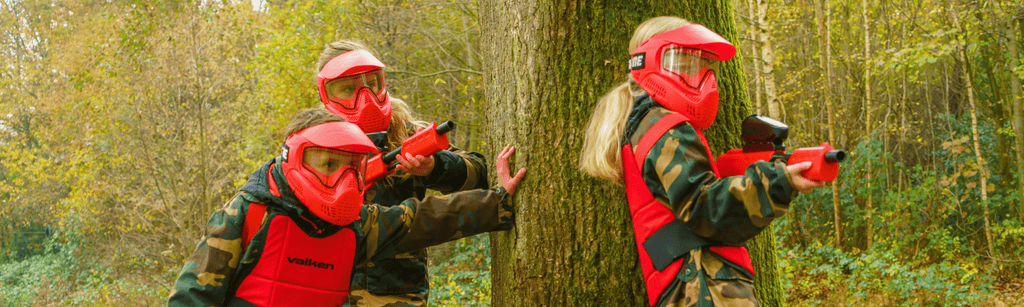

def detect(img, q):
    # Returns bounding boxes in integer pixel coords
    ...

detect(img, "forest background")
[0,0,1022,306]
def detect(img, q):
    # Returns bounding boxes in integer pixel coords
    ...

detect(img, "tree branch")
[387,68,482,78]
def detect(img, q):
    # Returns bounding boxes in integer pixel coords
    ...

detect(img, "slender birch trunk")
[815,0,842,249]
[926,79,939,187]
[758,0,781,119]
[747,0,763,115]
[898,4,908,191]
[1010,17,1024,220]
[861,0,873,250]
[951,4,995,259]
[885,84,892,188]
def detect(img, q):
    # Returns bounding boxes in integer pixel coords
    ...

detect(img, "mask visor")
[662,46,720,88]
[301,147,368,189]
[324,69,386,109]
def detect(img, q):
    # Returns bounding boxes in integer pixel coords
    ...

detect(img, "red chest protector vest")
[621,112,755,306]
[231,166,357,307]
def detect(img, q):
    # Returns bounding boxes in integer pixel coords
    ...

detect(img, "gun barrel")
[436,121,456,134]
[824,150,846,163]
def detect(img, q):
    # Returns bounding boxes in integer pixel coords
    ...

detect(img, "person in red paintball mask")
[313,40,490,305]
[579,16,825,307]
[168,108,526,307]
[316,48,392,135]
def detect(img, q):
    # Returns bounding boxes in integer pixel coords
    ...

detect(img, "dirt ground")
[990,279,1023,307]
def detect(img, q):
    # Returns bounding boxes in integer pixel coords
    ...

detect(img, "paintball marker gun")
[715,115,847,181]
[364,121,456,187]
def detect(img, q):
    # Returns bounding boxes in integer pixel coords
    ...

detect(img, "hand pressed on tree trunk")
[496,144,527,195]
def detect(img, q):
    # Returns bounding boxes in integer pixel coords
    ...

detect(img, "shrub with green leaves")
[429,234,492,306]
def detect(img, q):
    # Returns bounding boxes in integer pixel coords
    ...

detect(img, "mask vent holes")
[642,78,667,98]
[686,105,700,120]
[364,117,387,131]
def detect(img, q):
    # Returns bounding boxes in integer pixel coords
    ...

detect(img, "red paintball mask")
[629,24,736,129]
[317,49,393,133]
[281,121,379,226]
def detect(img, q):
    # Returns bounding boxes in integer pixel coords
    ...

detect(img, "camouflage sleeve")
[167,195,248,306]
[643,123,797,245]
[416,144,489,193]
[360,187,512,260]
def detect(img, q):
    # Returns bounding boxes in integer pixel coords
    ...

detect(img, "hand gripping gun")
[715,115,847,181]
[364,121,456,187]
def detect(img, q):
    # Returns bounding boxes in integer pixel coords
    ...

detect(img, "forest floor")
[990,278,1023,306]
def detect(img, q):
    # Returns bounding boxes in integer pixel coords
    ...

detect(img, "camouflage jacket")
[362,138,489,303]
[625,95,798,307]
[167,157,512,307]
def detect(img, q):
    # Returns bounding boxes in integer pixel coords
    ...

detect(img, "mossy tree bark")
[479,0,784,305]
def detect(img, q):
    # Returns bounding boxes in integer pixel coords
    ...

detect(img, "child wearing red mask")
[168,108,525,306]
[313,40,490,305]
[579,16,824,306]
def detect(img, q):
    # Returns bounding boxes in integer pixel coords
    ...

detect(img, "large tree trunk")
[479,2,643,305]
[480,0,782,305]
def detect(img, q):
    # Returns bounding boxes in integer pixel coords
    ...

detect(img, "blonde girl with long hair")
[579,16,824,306]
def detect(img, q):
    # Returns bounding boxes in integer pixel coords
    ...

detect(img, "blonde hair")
[315,40,376,73]
[283,108,345,137]
[578,16,691,182]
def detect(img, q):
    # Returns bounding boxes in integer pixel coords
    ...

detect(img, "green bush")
[774,114,1024,305]
[778,242,990,306]
[0,227,79,306]
[428,234,492,307]
[0,225,170,306]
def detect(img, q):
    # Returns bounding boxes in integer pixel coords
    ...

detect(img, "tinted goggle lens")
[301,147,367,188]
[662,47,719,88]
[324,69,386,109]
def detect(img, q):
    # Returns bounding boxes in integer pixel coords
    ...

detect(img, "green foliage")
[992,218,1024,276]
[777,241,990,306]
[0,221,49,263]
[0,243,72,306]
[775,112,1024,304]
[0,222,170,306]
[428,234,492,307]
